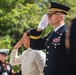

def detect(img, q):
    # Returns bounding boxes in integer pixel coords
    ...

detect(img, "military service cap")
[23,28,34,36]
[30,29,42,40]
[48,2,70,15]
[29,29,42,49]
[0,49,9,55]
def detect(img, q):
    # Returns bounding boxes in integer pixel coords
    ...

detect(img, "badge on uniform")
[52,37,61,48]
[53,38,60,43]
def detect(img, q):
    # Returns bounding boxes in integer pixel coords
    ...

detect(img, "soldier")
[0,49,14,75]
[29,2,71,75]
[10,28,46,75]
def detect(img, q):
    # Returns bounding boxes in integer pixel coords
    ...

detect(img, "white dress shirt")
[10,48,46,75]
[54,23,65,32]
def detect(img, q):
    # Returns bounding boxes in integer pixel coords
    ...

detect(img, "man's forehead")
[0,53,6,56]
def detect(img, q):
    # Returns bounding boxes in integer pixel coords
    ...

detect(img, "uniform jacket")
[0,62,13,75]
[30,25,76,75]
[10,48,46,75]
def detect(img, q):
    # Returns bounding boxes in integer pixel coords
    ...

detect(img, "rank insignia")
[53,38,60,43]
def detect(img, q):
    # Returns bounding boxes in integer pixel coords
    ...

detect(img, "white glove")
[38,14,48,30]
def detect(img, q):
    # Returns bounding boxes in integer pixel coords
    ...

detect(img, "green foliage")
[0,35,12,49]
[0,0,76,73]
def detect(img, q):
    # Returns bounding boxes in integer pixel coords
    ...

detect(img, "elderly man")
[10,28,46,75]
[29,2,71,75]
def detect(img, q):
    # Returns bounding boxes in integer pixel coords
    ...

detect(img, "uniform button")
[46,38,49,41]
[45,64,47,67]
[52,42,54,44]
[47,52,49,54]
[54,47,56,48]
[46,58,48,61]
[60,33,62,35]
[47,46,49,48]
[54,43,57,46]
[58,43,60,45]
[58,36,61,39]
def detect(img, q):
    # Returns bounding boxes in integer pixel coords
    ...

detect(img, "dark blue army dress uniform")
[30,28,76,75]
[28,2,76,75]
[30,25,71,75]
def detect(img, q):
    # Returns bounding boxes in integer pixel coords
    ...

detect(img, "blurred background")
[0,0,76,72]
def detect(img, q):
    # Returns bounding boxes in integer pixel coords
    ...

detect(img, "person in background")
[0,49,14,75]
[29,1,71,75]
[65,16,76,72]
[10,28,46,75]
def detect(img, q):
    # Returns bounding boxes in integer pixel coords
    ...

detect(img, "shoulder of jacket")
[22,50,27,54]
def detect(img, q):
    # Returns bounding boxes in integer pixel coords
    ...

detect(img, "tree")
[0,0,76,72]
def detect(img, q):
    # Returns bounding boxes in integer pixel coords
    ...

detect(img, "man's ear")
[59,15,62,21]
[60,14,65,21]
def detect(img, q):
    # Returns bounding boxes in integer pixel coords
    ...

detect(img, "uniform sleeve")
[35,51,46,75]
[9,49,22,65]
[30,29,46,50]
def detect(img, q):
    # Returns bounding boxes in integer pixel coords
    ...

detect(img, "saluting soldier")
[29,2,71,75]
[0,49,14,75]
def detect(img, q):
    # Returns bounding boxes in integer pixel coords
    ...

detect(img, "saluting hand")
[37,14,48,31]
[13,37,23,49]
